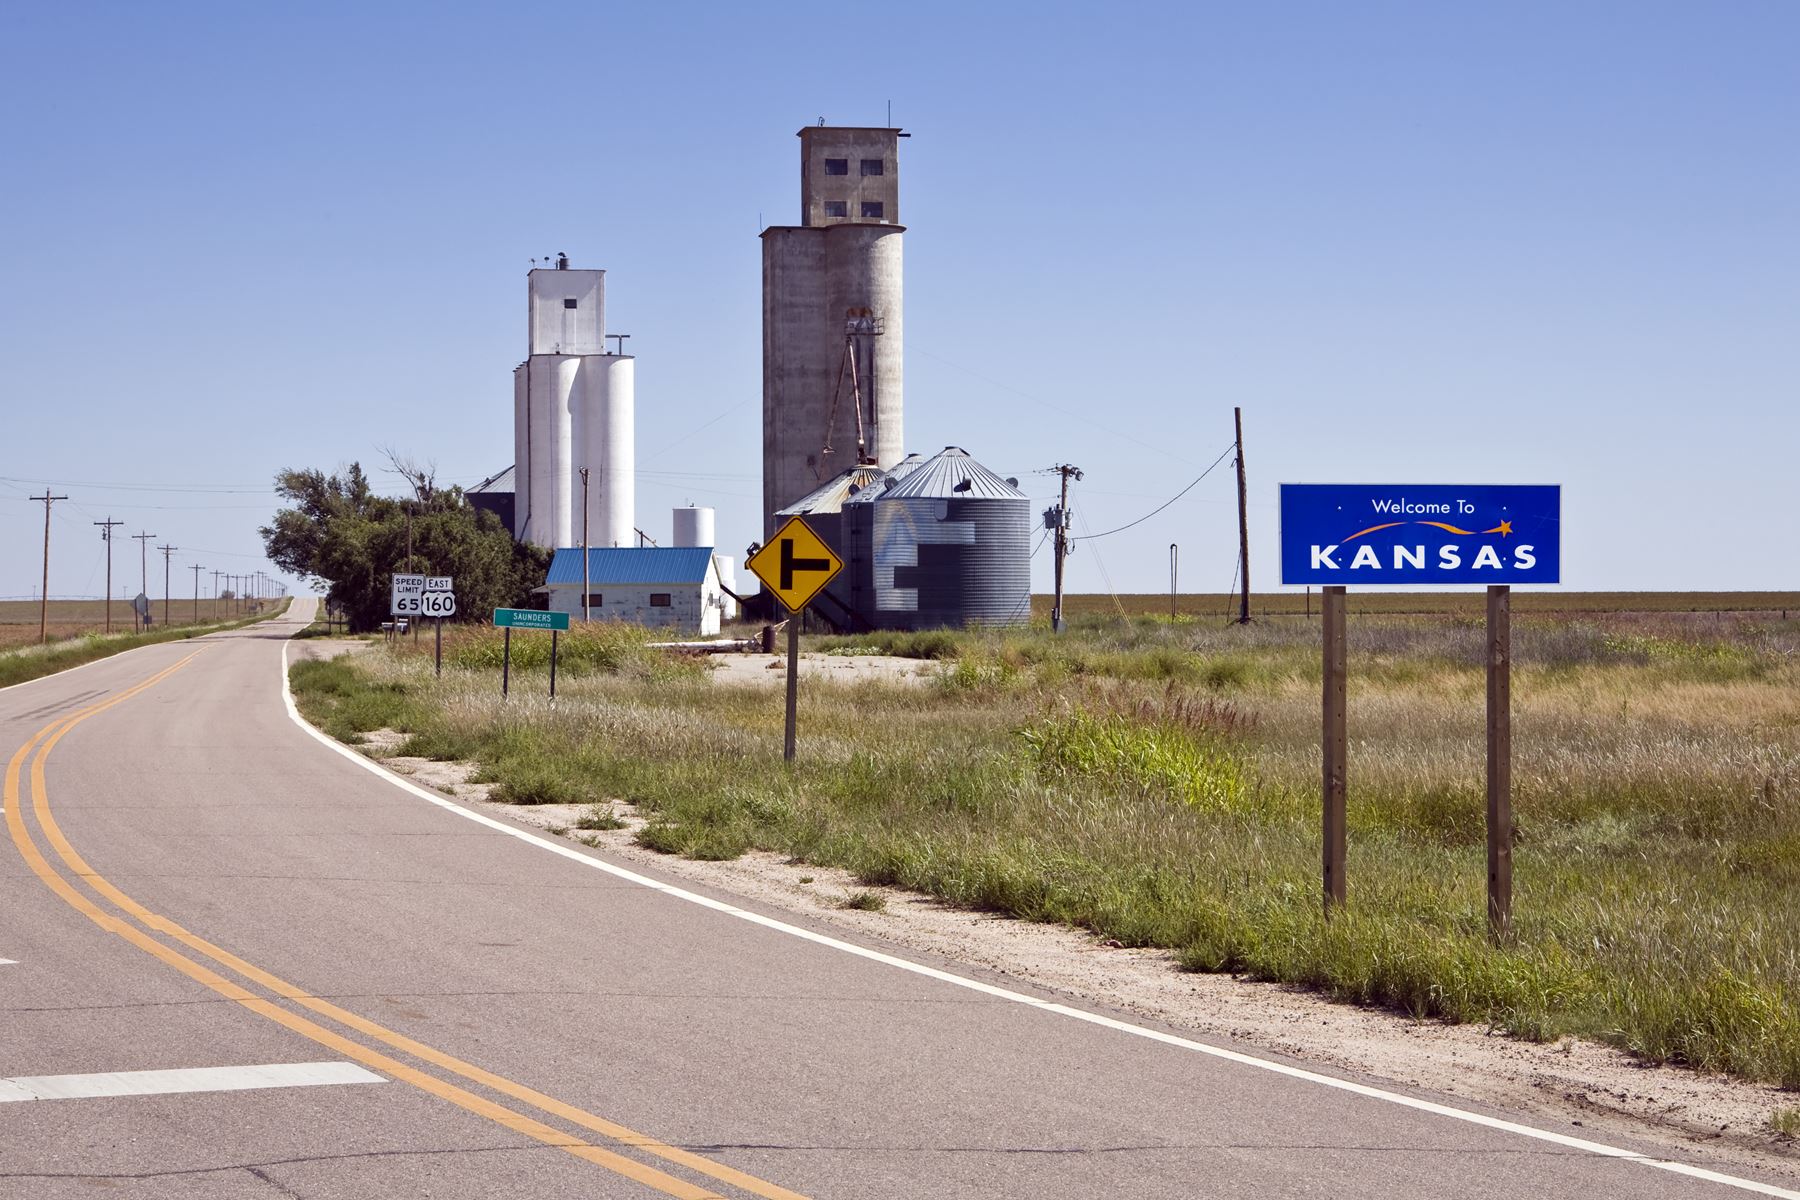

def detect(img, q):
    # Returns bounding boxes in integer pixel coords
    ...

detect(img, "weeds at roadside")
[843,890,887,912]
[575,803,628,831]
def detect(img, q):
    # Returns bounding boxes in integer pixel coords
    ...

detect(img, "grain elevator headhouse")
[762,124,907,538]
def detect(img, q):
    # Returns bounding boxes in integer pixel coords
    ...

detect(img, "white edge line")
[278,640,1800,1200]
[0,1061,385,1102]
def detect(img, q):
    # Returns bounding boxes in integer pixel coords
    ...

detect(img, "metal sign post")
[550,630,559,700]
[745,516,844,763]
[502,628,511,697]
[1281,484,1560,926]
[418,577,454,681]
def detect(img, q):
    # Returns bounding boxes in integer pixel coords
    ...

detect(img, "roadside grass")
[288,608,1800,1087]
[1772,1106,1800,1139]
[0,599,292,689]
[843,890,887,912]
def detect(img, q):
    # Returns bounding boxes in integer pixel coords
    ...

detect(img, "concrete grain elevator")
[762,125,906,536]
[513,260,635,550]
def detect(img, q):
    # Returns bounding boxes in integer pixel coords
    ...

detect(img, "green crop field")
[291,604,1800,1088]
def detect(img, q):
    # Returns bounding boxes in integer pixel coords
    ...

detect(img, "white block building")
[543,547,737,637]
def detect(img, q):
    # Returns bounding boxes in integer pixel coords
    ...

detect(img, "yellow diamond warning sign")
[747,516,844,612]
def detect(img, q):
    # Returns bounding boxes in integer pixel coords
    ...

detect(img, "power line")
[1073,442,1237,541]
[912,345,1206,470]
[0,475,272,494]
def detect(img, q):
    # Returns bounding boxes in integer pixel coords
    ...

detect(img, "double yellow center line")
[5,654,810,1200]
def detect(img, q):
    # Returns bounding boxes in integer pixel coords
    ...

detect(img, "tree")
[261,461,547,632]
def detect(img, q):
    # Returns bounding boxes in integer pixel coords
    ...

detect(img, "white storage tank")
[672,505,715,549]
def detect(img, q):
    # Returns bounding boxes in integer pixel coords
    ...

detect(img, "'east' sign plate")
[1280,484,1560,586]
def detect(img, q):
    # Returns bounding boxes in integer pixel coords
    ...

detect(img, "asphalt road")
[1,598,1792,1199]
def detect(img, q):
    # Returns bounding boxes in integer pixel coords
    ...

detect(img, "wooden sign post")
[1486,584,1512,941]
[1321,585,1347,915]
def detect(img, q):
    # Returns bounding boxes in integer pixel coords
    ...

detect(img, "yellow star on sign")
[1495,520,1513,537]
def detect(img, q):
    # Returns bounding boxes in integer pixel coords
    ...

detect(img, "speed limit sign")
[421,591,456,618]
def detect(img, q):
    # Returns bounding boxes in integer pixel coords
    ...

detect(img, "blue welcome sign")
[1280,484,1560,585]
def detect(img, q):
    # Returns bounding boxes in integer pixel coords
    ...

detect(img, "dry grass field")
[292,598,1800,1089]
[0,598,288,687]
[1041,591,1800,620]
[0,597,268,649]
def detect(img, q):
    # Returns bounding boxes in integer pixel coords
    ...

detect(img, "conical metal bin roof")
[877,446,1026,501]
[841,453,929,505]
[776,464,891,517]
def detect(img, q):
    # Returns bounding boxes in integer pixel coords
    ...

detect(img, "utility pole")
[132,531,156,629]
[94,516,124,634]
[212,570,221,619]
[190,564,204,623]
[1048,464,1082,633]
[579,467,591,623]
[31,491,68,644]
[1234,406,1252,624]
[158,545,177,628]
[1169,543,1179,626]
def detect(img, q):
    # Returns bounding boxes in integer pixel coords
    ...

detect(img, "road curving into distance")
[1,597,1794,1199]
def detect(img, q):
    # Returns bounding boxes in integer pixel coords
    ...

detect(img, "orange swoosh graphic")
[1416,521,1476,535]
[1340,522,1406,543]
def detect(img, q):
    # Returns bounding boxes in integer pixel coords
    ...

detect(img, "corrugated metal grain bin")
[843,447,1030,630]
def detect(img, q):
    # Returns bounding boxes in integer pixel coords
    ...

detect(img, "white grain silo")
[579,355,635,547]
[513,261,635,550]
[672,505,715,548]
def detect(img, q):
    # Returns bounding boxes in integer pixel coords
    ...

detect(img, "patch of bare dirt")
[706,651,937,687]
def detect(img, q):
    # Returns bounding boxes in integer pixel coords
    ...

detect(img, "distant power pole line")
[158,545,177,628]
[190,564,204,624]
[31,491,68,645]
[94,516,124,634]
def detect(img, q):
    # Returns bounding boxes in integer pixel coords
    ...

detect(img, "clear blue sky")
[3,1,1795,601]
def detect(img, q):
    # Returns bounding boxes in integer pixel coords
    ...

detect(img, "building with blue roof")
[543,547,738,636]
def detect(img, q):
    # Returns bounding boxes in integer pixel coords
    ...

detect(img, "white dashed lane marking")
[0,1062,386,1103]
